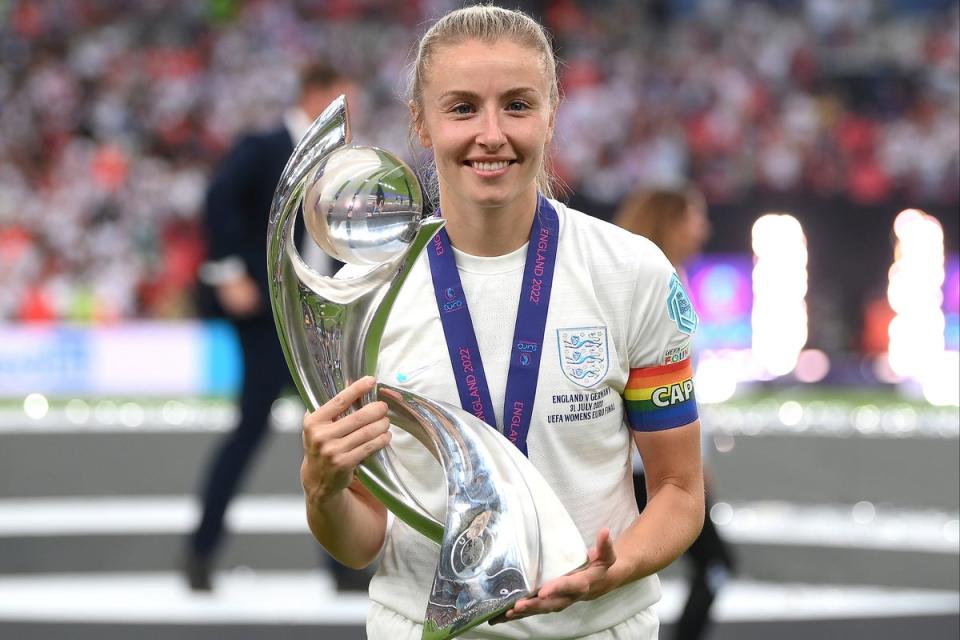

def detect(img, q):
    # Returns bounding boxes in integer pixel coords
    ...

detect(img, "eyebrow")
[436,87,541,102]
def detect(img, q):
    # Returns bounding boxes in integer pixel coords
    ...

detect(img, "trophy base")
[378,384,588,640]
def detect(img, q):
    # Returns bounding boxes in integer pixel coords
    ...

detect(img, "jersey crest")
[556,326,609,388]
[667,273,698,335]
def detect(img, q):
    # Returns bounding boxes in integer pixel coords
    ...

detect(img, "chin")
[472,185,534,209]
[463,191,512,210]
[474,195,512,210]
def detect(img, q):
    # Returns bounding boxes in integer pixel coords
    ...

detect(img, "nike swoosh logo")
[394,363,435,384]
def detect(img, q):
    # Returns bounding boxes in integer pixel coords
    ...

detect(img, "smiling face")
[414,38,556,220]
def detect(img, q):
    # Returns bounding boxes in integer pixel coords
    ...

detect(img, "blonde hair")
[408,5,561,204]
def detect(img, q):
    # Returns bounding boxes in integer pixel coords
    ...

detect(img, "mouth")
[465,159,515,175]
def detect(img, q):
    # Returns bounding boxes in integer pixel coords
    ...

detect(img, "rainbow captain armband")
[624,359,699,431]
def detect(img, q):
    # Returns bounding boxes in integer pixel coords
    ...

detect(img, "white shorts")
[367,601,659,640]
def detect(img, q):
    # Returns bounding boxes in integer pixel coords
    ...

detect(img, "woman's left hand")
[490,528,620,625]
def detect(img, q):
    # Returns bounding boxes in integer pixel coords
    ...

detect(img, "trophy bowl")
[302,146,423,265]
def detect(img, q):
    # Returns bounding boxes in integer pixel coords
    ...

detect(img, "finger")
[322,401,389,439]
[305,395,386,443]
[538,574,589,601]
[508,593,575,619]
[586,528,610,563]
[592,528,616,565]
[333,415,392,455]
[333,429,393,469]
[303,403,388,455]
[310,376,376,422]
[489,605,528,625]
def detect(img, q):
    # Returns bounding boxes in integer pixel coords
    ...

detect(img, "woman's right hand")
[300,376,392,508]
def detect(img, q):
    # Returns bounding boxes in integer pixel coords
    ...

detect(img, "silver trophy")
[267,96,587,639]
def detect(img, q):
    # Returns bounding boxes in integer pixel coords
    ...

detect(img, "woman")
[615,188,736,640]
[300,7,704,639]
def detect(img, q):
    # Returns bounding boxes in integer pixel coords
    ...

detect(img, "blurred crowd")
[0,0,957,322]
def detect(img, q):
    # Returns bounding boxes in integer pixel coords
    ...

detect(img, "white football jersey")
[341,200,696,639]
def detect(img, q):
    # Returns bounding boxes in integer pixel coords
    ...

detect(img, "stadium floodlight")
[751,213,808,377]
[887,209,955,405]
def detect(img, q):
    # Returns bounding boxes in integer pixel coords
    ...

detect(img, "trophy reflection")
[266,96,586,639]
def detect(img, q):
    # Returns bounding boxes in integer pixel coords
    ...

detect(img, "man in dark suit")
[186,62,367,592]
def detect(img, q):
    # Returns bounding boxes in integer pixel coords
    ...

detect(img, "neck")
[439,190,538,257]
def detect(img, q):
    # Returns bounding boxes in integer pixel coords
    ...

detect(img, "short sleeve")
[623,241,699,431]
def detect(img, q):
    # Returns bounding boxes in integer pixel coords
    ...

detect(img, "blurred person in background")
[614,187,735,640]
[185,61,369,592]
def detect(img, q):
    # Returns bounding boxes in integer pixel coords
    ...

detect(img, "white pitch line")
[658,579,960,622]
[0,496,309,536]
[711,500,960,554]
[0,496,955,555]
[0,572,954,624]
[0,570,366,624]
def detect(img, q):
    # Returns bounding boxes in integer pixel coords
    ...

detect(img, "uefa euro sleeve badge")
[668,273,698,335]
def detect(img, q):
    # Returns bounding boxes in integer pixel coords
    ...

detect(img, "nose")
[476,109,506,150]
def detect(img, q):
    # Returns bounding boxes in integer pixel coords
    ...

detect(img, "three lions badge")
[557,327,609,388]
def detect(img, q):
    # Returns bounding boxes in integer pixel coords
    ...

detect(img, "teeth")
[474,161,509,172]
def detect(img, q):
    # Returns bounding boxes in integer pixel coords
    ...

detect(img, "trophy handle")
[267,95,444,539]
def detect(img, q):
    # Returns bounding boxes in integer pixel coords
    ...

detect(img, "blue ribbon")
[427,195,560,456]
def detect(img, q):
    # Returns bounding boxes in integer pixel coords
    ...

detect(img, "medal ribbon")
[427,195,559,456]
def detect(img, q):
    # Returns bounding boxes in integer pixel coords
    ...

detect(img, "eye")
[506,100,530,112]
[451,103,474,115]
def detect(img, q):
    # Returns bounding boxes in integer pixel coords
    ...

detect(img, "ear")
[545,104,557,145]
[409,100,432,149]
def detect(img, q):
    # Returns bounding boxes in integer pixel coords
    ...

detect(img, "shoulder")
[214,127,292,183]
[552,199,673,278]
[235,127,292,154]
[262,126,295,148]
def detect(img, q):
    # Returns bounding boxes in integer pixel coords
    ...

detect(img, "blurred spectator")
[0,0,957,323]
[183,60,370,593]
[615,187,736,640]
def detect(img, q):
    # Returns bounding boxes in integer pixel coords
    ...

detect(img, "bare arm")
[301,376,390,568]
[497,419,704,622]
[613,419,705,580]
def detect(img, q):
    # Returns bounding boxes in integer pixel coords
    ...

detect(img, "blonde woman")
[301,7,704,639]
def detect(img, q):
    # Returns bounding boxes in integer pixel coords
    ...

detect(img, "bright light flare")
[922,350,960,407]
[751,213,808,377]
[23,393,49,420]
[887,209,946,382]
[694,354,739,404]
[795,349,831,383]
